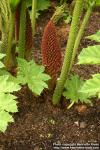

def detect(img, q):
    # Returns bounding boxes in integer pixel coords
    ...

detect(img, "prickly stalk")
[52,0,83,105]
[18,0,26,58]
[5,11,15,69]
[69,5,93,71]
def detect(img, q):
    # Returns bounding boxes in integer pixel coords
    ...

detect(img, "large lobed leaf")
[63,75,91,105]
[78,30,100,65]
[78,30,100,99]
[78,45,100,65]
[17,58,50,95]
[80,74,100,98]
[0,75,21,132]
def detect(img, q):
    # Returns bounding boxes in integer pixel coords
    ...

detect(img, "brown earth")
[0,7,100,150]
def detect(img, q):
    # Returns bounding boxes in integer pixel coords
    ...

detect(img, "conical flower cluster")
[41,20,62,80]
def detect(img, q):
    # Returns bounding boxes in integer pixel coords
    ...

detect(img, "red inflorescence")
[15,7,33,53]
[41,20,62,80]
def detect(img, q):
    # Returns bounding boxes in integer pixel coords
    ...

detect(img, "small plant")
[63,75,91,109]
[16,58,50,95]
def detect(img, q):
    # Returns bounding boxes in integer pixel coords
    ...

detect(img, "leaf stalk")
[52,0,83,105]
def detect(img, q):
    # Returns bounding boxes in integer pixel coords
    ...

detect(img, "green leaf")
[0,94,18,113]
[0,111,14,132]
[29,0,51,19]
[63,75,91,105]
[37,0,51,11]
[78,45,100,65]
[0,53,5,59]
[80,74,100,98]
[10,0,21,10]
[0,62,5,68]
[17,58,50,95]
[0,75,21,132]
[25,0,32,8]
[98,92,100,98]
[0,76,21,93]
[86,30,100,42]
[0,69,19,84]
[95,0,100,6]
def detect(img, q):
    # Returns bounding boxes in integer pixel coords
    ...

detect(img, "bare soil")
[0,8,100,150]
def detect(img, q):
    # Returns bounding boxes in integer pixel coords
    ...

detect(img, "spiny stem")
[18,1,26,58]
[5,11,15,69]
[32,0,37,36]
[52,0,83,105]
[69,6,93,71]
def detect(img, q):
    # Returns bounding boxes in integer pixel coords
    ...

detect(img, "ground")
[0,8,100,150]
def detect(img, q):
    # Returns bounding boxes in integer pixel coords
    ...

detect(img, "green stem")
[5,11,15,69]
[69,6,93,71]
[0,32,8,53]
[67,101,75,109]
[18,1,26,58]
[52,0,83,105]
[32,0,37,36]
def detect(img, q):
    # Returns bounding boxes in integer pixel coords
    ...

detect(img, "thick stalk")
[5,11,15,69]
[52,0,83,105]
[0,32,8,53]
[18,1,26,58]
[32,0,37,36]
[69,7,93,71]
